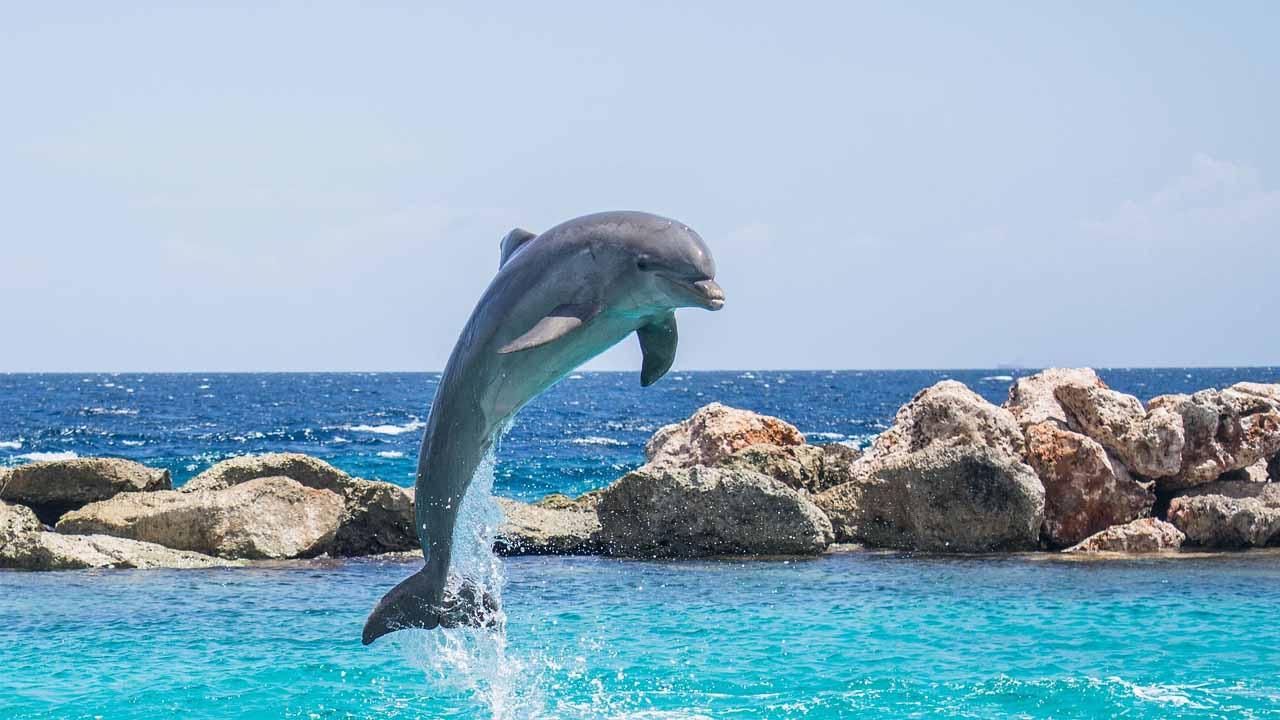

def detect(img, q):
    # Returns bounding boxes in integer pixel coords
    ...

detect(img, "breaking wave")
[348,420,426,436]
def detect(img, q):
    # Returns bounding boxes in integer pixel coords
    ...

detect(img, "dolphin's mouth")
[661,275,725,310]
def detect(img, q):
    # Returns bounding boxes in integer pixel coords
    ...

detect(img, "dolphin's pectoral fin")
[636,312,678,387]
[497,303,600,354]
[363,569,501,645]
[498,228,537,268]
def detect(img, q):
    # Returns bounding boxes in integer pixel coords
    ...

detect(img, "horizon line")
[2,365,1277,375]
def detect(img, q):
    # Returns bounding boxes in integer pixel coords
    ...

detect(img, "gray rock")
[1147,388,1280,490]
[1055,384,1185,479]
[715,443,823,492]
[1,500,43,539]
[596,465,833,557]
[56,476,343,559]
[1004,368,1104,429]
[0,458,171,524]
[494,497,600,555]
[644,403,806,468]
[1064,518,1185,554]
[1167,481,1280,548]
[1023,421,1154,548]
[814,444,1044,553]
[1218,459,1271,484]
[1,532,240,570]
[184,453,416,555]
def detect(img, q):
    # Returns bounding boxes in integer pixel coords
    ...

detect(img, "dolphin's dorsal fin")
[636,312,678,386]
[498,303,600,354]
[499,228,538,268]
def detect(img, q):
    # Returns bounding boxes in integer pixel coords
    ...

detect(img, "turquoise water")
[4,552,1280,719]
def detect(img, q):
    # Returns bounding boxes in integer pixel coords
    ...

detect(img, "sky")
[2,2,1278,372]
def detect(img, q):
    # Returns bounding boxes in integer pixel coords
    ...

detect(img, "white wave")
[570,436,626,447]
[348,420,426,436]
[329,436,350,444]
[84,407,139,416]
[1104,676,1210,709]
[376,451,405,459]
[981,375,1014,382]
[120,440,145,447]
[18,451,79,462]
[568,374,584,380]
[805,431,845,440]
[0,440,22,450]
[197,384,211,390]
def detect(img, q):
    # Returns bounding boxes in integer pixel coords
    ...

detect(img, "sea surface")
[3,368,1280,719]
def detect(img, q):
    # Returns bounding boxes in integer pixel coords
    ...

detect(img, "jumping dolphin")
[362,211,724,644]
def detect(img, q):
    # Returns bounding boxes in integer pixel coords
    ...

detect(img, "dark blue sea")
[3,368,1279,719]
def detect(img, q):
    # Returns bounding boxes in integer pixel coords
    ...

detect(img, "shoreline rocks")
[0,458,171,524]
[1065,518,1185,554]
[494,497,601,556]
[56,476,343,560]
[597,465,833,557]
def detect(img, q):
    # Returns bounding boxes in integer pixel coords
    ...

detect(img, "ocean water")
[3,368,1280,719]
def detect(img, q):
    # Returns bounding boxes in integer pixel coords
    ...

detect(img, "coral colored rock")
[1055,384,1185,479]
[644,403,805,468]
[1065,518,1184,553]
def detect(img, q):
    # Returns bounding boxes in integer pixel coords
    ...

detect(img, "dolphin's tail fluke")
[362,568,501,645]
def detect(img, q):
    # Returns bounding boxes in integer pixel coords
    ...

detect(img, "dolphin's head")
[614,213,724,312]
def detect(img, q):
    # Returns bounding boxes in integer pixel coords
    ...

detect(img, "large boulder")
[1055,383,1185,480]
[493,497,600,555]
[1146,388,1280,490]
[1,501,43,540]
[2,532,239,570]
[814,444,1044,552]
[1167,481,1280,548]
[184,453,416,555]
[596,465,833,557]
[1065,518,1185,554]
[0,458,171,524]
[644,403,805,468]
[1004,368,1104,429]
[866,380,1025,462]
[56,476,343,559]
[1023,421,1154,548]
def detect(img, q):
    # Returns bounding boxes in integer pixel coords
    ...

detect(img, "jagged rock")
[1231,382,1280,405]
[816,443,864,487]
[1055,384,1185,479]
[1024,421,1154,548]
[1065,518,1185,553]
[532,492,602,511]
[596,465,833,557]
[1004,368,1104,429]
[1167,481,1280,548]
[494,498,600,555]
[644,403,805,468]
[1,500,43,538]
[814,444,1044,552]
[0,458,171,524]
[184,453,416,555]
[866,381,1026,462]
[715,443,823,492]
[1,532,239,570]
[56,476,343,559]
[1147,388,1280,490]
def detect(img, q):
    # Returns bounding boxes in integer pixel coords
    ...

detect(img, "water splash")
[395,448,548,718]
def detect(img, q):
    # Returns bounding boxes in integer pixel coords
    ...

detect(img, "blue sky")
[2,2,1277,371]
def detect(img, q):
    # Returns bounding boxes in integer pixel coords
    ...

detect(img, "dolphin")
[362,210,724,644]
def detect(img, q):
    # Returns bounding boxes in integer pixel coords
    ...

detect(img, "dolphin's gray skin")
[362,211,724,644]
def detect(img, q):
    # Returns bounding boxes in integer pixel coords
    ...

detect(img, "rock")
[1004,368,1104,429]
[0,458,171,524]
[494,497,600,555]
[816,443,864,488]
[1,532,239,570]
[1167,481,1280,548]
[1064,518,1185,553]
[1055,384,1185,479]
[715,443,823,492]
[56,476,343,559]
[1023,421,1154,548]
[596,465,833,557]
[814,444,1044,552]
[644,403,805,468]
[184,453,416,555]
[1146,388,1280,490]
[1231,382,1280,405]
[1,500,43,539]
[866,381,1026,462]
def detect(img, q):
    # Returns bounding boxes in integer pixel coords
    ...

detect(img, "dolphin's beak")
[692,279,725,311]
